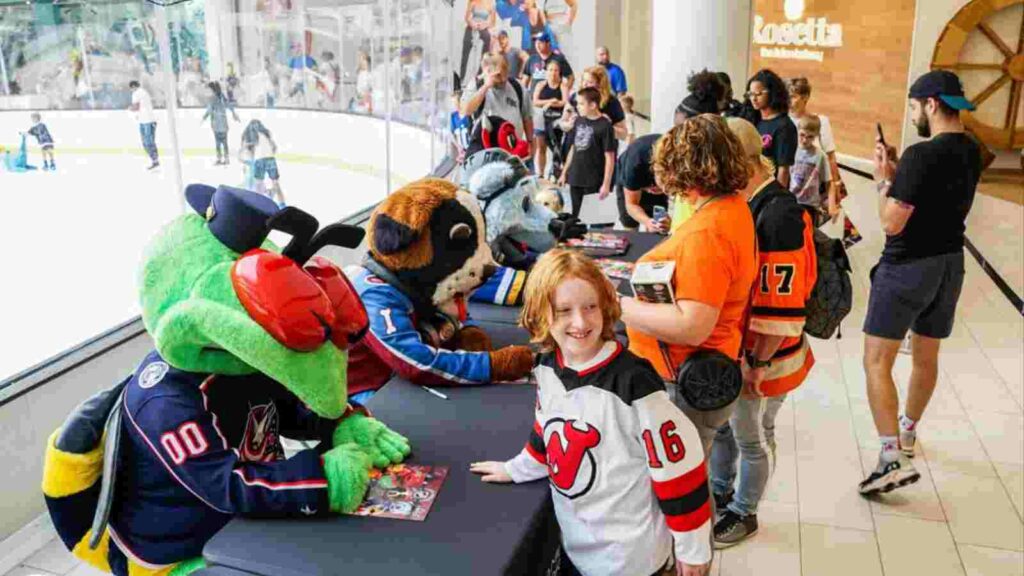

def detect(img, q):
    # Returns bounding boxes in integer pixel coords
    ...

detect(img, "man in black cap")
[859,70,981,496]
[521,31,573,93]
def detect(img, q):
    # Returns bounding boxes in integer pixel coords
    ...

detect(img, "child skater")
[471,249,713,576]
[240,119,285,206]
[26,112,56,171]
[201,81,240,166]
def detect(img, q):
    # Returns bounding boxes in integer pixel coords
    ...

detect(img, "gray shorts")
[863,251,965,340]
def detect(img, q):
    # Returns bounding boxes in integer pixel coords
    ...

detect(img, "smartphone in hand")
[876,122,886,146]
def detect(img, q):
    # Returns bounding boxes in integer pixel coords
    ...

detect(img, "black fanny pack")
[660,344,742,412]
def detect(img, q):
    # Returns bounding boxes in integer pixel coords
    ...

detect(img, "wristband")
[876,179,891,193]
[744,350,772,369]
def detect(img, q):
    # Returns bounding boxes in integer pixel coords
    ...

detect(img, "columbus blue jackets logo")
[239,402,284,462]
[138,362,169,389]
[544,419,601,499]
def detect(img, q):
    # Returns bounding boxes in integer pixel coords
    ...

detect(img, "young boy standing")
[559,86,616,218]
[27,112,56,171]
[789,114,836,224]
[472,250,712,576]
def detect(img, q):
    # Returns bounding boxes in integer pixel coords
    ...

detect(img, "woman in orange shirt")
[621,114,758,457]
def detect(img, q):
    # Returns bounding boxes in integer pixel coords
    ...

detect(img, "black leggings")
[570,185,598,218]
[459,26,491,83]
[214,131,228,159]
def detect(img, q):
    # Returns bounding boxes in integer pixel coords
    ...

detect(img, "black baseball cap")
[908,70,975,111]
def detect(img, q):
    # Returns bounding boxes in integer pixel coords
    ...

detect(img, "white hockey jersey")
[505,341,712,575]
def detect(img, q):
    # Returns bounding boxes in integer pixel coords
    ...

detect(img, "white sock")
[899,414,918,433]
[880,436,900,463]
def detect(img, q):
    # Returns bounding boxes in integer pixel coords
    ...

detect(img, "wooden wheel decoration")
[932,0,1024,150]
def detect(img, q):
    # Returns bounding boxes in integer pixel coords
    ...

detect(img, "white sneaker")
[900,428,917,458]
[858,453,920,496]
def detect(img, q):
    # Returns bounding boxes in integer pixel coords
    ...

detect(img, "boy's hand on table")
[470,461,513,483]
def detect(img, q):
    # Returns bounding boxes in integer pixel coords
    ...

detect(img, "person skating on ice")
[25,112,56,171]
[201,81,240,166]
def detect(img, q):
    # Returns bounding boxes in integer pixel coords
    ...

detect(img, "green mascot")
[41,184,410,576]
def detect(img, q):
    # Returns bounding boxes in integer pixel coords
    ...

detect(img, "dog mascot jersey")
[42,185,410,576]
[344,178,535,398]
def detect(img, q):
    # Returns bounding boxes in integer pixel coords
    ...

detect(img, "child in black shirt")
[559,87,616,218]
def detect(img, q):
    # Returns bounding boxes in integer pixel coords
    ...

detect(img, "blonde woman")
[566,66,627,140]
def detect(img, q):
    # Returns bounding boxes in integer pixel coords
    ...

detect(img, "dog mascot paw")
[344,177,535,399]
[460,149,586,307]
[41,185,409,576]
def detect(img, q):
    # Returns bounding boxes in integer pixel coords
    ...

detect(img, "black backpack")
[804,226,853,339]
[754,192,853,340]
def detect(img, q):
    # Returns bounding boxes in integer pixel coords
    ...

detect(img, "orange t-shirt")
[627,193,758,380]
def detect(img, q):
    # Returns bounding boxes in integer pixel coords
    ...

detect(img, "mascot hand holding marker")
[42,185,410,576]
[461,148,587,307]
[344,178,536,400]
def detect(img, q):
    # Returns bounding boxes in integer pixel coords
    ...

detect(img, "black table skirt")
[204,380,558,576]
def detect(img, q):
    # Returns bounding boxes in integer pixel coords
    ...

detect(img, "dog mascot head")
[366,177,498,312]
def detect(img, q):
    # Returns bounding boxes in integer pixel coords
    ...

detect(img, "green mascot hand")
[323,442,373,513]
[332,412,412,469]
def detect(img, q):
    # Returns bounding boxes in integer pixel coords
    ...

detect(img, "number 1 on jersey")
[380,308,397,335]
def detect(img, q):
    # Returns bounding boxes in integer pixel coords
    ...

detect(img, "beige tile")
[3,567,60,576]
[849,400,881,449]
[951,370,1022,417]
[958,544,1024,576]
[932,469,1024,551]
[968,411,1024,465]
[63,565,104,576]
[718,501,800,576]
[874,515,966,576]
[995,462,1024,521]
[796,453,875,531]
[800,523,883,576]
[858,449,946,522]
[22,538,76,575]
[916,416,997,478]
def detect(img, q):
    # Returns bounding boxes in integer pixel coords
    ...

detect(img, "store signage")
[752,1,844,63]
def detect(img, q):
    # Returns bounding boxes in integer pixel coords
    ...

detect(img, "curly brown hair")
[651,114,752,199]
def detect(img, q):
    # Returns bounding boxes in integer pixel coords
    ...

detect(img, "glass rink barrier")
[0,0,456,387]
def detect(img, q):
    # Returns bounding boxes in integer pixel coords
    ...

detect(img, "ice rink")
[1,107,441,381]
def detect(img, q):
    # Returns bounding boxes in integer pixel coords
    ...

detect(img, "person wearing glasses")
[745,69,797,188]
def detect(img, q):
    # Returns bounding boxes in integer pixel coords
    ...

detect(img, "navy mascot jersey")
[110,351,334,569]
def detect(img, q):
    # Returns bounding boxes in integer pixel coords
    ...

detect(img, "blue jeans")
[710,394,787,517]
[139,122,158,162]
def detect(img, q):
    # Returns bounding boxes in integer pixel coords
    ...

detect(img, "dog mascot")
[343,178,536,401]
[461,149,586,306]
[42,185,410,576]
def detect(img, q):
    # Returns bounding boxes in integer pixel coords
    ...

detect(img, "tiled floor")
[3,175,1022,575]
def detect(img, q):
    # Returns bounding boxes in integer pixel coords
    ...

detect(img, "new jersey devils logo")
[544,419,601,499]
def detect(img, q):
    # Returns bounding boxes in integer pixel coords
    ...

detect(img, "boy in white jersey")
[472,249,712,576]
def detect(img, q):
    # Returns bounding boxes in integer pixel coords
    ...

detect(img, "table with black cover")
[469,230,665,327]
[203,378,556,576]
